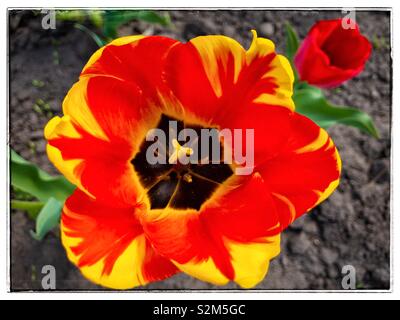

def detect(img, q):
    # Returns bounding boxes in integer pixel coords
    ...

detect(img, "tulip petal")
[164,31,294,126]
[174,234,280,288]
[82,35,146,73]
[164,31,295,166]
[246,30,294,111]
[140,173,281,288]
[81,35,178,102]
[258,113,341,229]
[45,76,160,207]
[61,189,178,289]
[221,103,293,167]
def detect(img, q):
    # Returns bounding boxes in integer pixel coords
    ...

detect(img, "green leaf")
[88,10,104,29]
[103,10,170,39]
[56,10,87,23]
[133,10,171,26]
[11,200,44,220]
[285,22,300,61]
[10,149,75,203]
[30,197,62,241]
[56,10,104,29]
[74,23,107,47]
[285,22,300,81]
[293,86,379,138]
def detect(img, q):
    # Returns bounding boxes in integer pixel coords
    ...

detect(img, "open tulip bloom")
[44,30,343,289]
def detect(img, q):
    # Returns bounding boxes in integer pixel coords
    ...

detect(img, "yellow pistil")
[168,139,194,164]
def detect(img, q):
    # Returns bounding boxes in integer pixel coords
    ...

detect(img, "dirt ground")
[9,9,391,290]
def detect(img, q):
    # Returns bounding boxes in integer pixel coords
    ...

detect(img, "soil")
[9,9,391,290]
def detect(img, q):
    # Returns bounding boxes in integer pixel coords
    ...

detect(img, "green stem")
[11,200,44,219]
[293,80,308,91]
[74,23,107,47]
[11,200,44,210]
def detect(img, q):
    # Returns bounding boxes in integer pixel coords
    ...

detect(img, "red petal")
[47,77,156,207]
[141,173,281,284]
[82,36,178,102]
[164,33,294,125]
[62,189,178,289]
[258,113,341,229]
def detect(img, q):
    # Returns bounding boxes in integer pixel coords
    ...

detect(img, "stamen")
[168,139,194,164]
[183,173,193,183]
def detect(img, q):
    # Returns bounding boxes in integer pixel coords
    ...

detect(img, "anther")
[183,173,193,183]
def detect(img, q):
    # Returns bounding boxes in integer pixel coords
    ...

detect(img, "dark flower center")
[131,114,233,211]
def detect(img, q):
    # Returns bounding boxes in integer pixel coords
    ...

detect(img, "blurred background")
[9,9,391,290]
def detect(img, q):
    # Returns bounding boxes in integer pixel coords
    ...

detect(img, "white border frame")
[1,0,397,300]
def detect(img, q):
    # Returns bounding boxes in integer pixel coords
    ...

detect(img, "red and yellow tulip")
[44,30,341,289]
